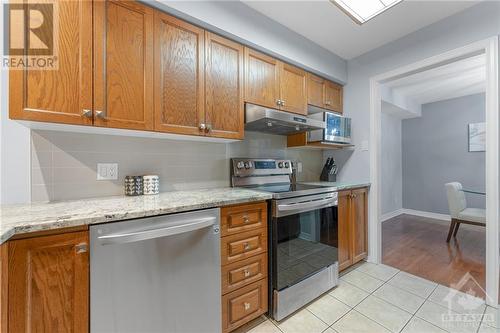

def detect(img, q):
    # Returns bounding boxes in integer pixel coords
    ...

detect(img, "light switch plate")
[97,163,118,180]
[297,162,303,173]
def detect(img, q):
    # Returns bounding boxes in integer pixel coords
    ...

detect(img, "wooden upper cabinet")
[7,231,89,333]
[93,0,154,130]
[244,48,280,109]
[9,0,93,125]
[279,63,307,115]
[307,73,325,108]
[306,73,343,113]
[205,32,244,139]
[325,81,343,113]
[154,12,205,136]
[351,187,368,264]
[337,190,352,271]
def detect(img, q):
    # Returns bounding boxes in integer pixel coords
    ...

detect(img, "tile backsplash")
[31,130,323,202]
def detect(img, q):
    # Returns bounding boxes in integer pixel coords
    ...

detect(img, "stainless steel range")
[231,158,339,321]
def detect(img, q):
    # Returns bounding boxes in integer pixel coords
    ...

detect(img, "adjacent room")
[380,54,487,297]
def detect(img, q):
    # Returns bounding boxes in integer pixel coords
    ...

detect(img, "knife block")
[320,173,337,182]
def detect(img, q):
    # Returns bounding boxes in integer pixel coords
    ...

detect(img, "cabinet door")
[205,32,244,139]
[307,73,325,108]
[280,63,307,115]
[338,190,352,271]
[244,48,280,109]
[351,188,368,264]
[8,232,89,333]
[324,81,343,113]
[9,0,93,125]
[154,12,205,135]
[94,0,153,130]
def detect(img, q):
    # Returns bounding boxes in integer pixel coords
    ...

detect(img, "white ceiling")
[241,0,480,59]
[386,54,485,105]
[382,54,485,118]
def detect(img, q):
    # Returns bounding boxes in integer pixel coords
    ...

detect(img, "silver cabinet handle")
[325,101,331,106]
[244,302,251,311]
[276,99,281,106]
[243,215,250,224]
[95,110,106,119]
[243,242,251,251]
[244,269,251,277]
[75,242,88,254]
[199,123,206,131]
[82,109,92,118]
[98,217,216,245]
[205,124,212,133]
[281,100,285,106]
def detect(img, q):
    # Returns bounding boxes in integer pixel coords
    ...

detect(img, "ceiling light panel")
[331,0,403,24]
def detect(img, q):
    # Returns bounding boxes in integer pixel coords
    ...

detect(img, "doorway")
[368,37,499,305]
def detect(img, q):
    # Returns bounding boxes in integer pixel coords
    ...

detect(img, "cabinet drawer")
[222,279,268,332]
[221,229,267,265]
[221,202,267,236]
[222,253,267,294]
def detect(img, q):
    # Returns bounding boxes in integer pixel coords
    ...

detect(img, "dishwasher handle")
[97,216,216,245]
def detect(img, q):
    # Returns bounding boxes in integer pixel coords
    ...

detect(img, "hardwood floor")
[382,214,486,298]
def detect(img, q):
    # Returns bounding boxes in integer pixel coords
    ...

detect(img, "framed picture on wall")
[469,122,486,152]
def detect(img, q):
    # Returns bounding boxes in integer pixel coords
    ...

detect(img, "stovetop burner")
[230,158,336,199]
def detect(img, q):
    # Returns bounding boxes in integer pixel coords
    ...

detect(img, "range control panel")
[231,158,292,177]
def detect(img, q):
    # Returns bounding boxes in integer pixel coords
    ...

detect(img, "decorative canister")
[124,176,143,196]
[143,175,160,195]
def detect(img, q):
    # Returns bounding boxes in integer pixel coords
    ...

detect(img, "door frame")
[368,36,499,306]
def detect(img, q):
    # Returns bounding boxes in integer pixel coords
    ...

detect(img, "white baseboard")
[381,209,405,222]
[401,209,451,222]
[381,208,450,223]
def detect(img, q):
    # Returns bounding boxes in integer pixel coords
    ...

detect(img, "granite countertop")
[301,181,371,191]
[0,188,272,244]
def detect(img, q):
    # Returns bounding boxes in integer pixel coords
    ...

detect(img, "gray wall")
[381,111,402,215]
[333,2,500,184]
[402,94,486,214]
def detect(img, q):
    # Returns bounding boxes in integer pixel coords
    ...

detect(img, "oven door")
[271,192,339,292]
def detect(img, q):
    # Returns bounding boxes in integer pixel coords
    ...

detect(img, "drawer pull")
[243,215,250,223]
[244,269,251,277]
[244,242,251,251]
[244,302,251,311]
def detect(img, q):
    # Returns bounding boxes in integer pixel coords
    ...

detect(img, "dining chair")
[445,182,486,242]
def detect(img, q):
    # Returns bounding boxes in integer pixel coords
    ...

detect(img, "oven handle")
[277,197,337,213]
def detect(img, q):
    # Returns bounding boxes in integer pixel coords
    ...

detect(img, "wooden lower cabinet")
[3,231,89,333]
[221,202,268,332]
[338,187,369,271]
[222,279,268,332]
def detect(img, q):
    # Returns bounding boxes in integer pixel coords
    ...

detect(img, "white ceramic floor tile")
[388,271,438,298]
[322,328,338,333]
[246,320,282,333]
[332,310,391,333]
[484,306,499,328]
[329,281,370,307]
[355,295,412,332]
[373,283,426,314]
[356,262,399,282]
[340,270,384,293]
[277,309,328,333]
[306,294,351,325]
[416,300,481,333]
[479,323,500,333]
[401,317,448,333]
[429,284,486,315]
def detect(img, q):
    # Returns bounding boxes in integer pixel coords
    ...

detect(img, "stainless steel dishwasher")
[90,208,221,333]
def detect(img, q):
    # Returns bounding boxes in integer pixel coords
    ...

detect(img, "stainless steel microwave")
[308,112,351,144]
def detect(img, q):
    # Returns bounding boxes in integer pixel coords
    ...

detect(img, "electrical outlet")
[97,163,118,180]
